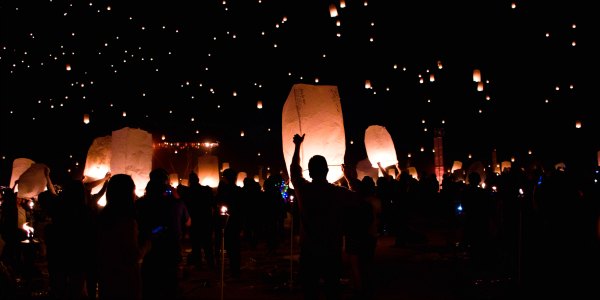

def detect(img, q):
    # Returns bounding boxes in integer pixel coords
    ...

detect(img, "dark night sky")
[0,1,596,185]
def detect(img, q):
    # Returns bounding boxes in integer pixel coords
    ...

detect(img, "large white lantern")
[16,163,49,199]
[364,125,398,168]
[10,158,35,190]
[282,83,346,186]
[83,135,112,206]
[198,155,220,188]
[111,127,153,197]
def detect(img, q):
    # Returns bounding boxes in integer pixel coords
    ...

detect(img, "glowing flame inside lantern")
[329,4,338,17]
[220,205,229,216]
[473,69,481,82]
[83,113,90,124]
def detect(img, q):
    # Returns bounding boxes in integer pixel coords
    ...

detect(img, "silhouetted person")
[182,172,216,270]
[136,168,181,299]
[290,133,360,300]
[97,174,144,300]
[216,168,244,279]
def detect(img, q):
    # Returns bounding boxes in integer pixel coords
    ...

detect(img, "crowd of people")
[0,135,598,299]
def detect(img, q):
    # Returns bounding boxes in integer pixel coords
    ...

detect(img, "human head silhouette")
[308,155,328,181]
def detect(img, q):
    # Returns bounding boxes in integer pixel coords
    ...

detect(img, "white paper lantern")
[473,69,481,82]
[83,113,90,124]
[236,171,247,187]
[329,4,338,17]
[198,155,220,188]
[16,163,49,199]
[407,167,419,180]
[282,83,346,186]
[451,161,463,173]
[501,161,512,172]
[111,127,153,196]
[10,158,35,190]
[169,173,179,187]
[364,125,398,168]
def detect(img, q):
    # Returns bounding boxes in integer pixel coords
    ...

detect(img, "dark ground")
[6,207,529,300]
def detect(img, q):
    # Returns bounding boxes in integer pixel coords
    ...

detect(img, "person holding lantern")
[290,133,360,300]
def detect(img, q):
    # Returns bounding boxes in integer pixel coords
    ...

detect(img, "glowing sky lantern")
[257,100,263,109]
[473,69,481,82]
[282,83,346,186]
[329,4,338,17]
[198,155,220,188]
[10,158,35,190]
[66,64,71,71]
[236,171,247,187]
[111,127,152,197]
[407,166,419,180]
[364,80,372,89]
[477,82,484,91]
[16,163,50,199]
[340,0,346,8]
[169,173,179,187]
[83,113,90,124]
[575,120,582,128]
[501,161,512,172]
[451,160,463,173]
[364,125,398,168]
[83,135,112,205]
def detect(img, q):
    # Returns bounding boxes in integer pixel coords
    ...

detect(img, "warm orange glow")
[575,120,582,128]
[83,113,90,124]
[473,69,481,82]
[329,4,338,17]
[257,100,263,109]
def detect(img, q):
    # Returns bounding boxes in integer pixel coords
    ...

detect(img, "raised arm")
[290,133,305,180]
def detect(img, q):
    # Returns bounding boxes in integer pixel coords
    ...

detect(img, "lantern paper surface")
[236,171,247,187]
[451,161,463,173]
[364,125,398,168]
[282,83,346,186]
[198,155,219,188]
[111,127,153,196]
[356,158,378,181]
[83,135,112,180]
[501,161,512,172]
[10,158,35,190]
[407,167,419,180]
[16,163,49,199]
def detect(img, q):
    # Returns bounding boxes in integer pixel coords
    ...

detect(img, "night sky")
[0,1,595,185]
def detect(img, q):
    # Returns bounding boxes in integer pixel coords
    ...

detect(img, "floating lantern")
[16,163,50,199]
[451,161,463,173]
[407,167,419,180]
[257,100,263,109]
[236,171,247,187]
[575,120,582,128]
[473,69,481,82]
[477,82,484,91]
[66,64,71,71]
[198,155,220,188]
[169,173,179,187]
[10,158,35,190]
[364,125,397,168]
[282,84,346,186]
[364,80,372,89]
[83,113,90,124]
[501,161,512,172]
[111,127,153,196]
[340,0,346,8]
[83,135,112,206]
[329,4,338,17]
[221,162,230,172]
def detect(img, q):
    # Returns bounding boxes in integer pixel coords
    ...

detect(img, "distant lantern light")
[429,74,435,82]
[477,82,484,91]
[575,120,582,128]
[257,100,263,109]
[240,131,245,137]
[528,150,533,155]
[340,0,346,8]
[365,80,372,89]
[486,95,491,101]
[161,134,166,141]
[571,41,576,46]
[329,4,338,17]
[66,64,71,71]
[419,78,424,84]
[572,24,576,29]
[233,91,237,96]
[420,147,425,152]
[315,78,319,83]
[336,20,341,26]
[122,111,127,117]
[437,60,443,69]
[473,69,481,82]
[511,2,516,9]
[363,1,368,6]
[545,32,550,37]
[83,113,90,124]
